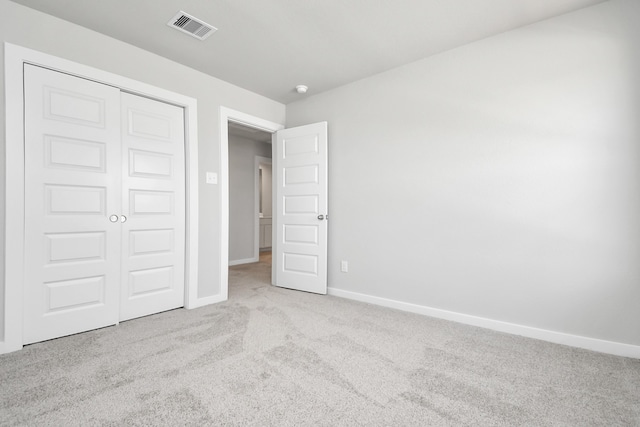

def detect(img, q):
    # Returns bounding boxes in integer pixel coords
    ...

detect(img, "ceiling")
[11,0,606,104]
[228,122,272,144]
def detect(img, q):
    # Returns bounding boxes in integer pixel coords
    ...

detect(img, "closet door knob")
[317,214,324,220]
[120,215,127,223]
[109,214,119,223]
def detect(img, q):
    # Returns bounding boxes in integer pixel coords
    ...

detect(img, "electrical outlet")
[341,260,348,273]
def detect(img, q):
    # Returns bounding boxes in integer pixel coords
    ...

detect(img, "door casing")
[255,156,272,258]
[2,43,201,354]
[219,107,284,300]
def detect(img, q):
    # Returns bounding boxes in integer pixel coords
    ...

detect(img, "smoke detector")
[168,11,217,40]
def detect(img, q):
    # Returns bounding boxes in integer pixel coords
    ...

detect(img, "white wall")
[228,135,271,262]
[0,0,285,342]
[287,0,640,348]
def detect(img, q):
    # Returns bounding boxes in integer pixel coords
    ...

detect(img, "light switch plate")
[206,172,218,184]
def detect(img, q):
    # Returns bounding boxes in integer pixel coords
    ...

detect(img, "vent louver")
[168,11,217,40]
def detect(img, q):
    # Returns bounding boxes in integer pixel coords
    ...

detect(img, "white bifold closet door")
[23,64,185,345]
[119,92,185,321]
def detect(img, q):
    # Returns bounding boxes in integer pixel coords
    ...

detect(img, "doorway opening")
[228,123,273,296]
[220,109,328,300]
[228,122,273,265]
[219,107,284,301]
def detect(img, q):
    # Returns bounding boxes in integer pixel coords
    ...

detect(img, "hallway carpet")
[1,253,639,426]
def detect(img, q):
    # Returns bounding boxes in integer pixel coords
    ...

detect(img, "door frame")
[255,156,272,258]
[2,43,200,353]
[219,107,283,299]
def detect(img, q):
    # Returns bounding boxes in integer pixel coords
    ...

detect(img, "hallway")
[229,251,272,299]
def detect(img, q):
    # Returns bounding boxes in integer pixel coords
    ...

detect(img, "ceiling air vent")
[168,11,217,40]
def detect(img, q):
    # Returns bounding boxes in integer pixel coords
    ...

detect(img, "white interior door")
[119,93,186,321]
[23,64,122,344]
[274,122,328,294]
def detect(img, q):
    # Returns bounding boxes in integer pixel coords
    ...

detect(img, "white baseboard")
[327,287,640,359]
[0,341,23,355]
[229,257,258,266]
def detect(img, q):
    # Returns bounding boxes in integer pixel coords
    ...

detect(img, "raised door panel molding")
[283,195,318,215]
[45,87,106,128]
[129,149,173,178]
[127,108,172,141]
[129,190,174,215]
[283,135,318,157]
[46,185,106,215]
[129,229,174,256]
[46,232,106,264]
[45,137,106,172]
[283,253,318,276]
[283,224,318,245]
[46,276,106,312]
[128,267,174,297]
[284,164,319,186]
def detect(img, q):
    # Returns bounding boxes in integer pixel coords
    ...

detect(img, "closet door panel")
[23,65,122,344]
[119,93,186,321]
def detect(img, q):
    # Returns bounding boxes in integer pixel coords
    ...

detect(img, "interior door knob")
[317,214,324,220]
[120,215,127,223]
[109,214,118,223]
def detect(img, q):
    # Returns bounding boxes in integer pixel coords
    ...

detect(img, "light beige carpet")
[1,252,639,426]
